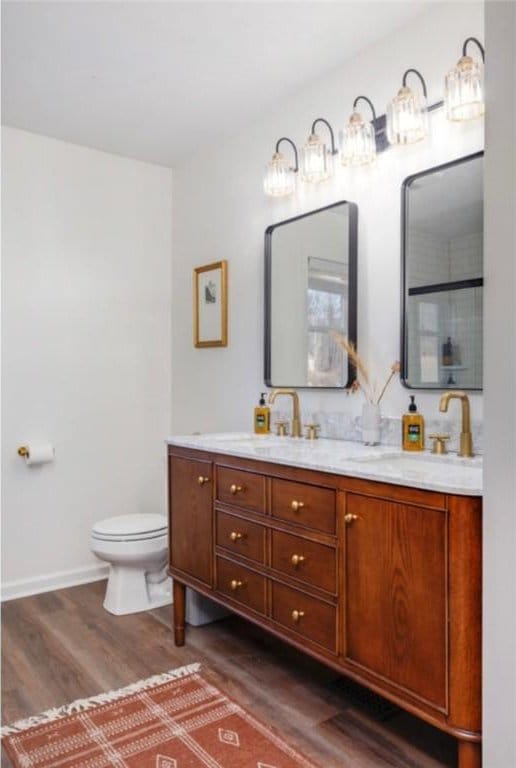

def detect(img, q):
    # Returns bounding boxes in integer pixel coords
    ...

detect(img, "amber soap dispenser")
[402,396,425,451]
[254,393,270,434]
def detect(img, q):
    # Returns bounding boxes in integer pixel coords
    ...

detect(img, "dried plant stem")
[330,332,373,401]
[331,331,400,405]
[377,369,397,405]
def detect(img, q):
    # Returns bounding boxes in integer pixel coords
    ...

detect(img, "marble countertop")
[166,432,482,496]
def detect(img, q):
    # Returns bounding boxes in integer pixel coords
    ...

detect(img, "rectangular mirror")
[265,201,357,388]
[401,152,483,390]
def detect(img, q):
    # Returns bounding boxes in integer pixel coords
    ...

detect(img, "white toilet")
[90,513,172,616]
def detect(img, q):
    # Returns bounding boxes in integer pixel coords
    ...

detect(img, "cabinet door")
[169,455,213,586]
[344,494,447,711]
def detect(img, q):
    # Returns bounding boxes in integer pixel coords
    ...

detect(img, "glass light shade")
[445,55,485,121]
[341,111,376,166]
[387,85,428,145]
[300,133,333,182]
[263,152,295,197]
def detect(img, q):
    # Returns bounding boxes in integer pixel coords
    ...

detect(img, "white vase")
[361,403,381,445]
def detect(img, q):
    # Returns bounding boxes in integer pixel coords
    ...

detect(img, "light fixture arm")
[275,137,299,172]
[402,68,428,99]
[462,37,485,62]
[352,95,377,122]
[310,118,339,155]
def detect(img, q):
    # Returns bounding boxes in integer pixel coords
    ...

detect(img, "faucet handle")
[304,423,320,440]
[429,433,450,455]
[275,420,289,437]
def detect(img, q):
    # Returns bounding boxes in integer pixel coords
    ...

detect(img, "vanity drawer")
[216,466,266,514]
[271,478,336,534]
[271,530,336,594]
[271,582,337,652]
[216,510,265,564]
[215,557,266,615]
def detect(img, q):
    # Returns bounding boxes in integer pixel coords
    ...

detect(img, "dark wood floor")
[1,581,456,767]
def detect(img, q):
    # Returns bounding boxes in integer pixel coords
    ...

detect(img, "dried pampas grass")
[331,331,400,405]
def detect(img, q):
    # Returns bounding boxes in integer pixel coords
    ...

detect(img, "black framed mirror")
[265,201,358,388]
[401,151,483,390]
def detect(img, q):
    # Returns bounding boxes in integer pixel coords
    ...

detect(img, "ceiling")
[2,1,431,167]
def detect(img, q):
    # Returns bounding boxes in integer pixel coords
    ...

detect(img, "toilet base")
[103,564,172,616]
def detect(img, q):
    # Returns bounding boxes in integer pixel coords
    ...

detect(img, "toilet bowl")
[90,513,172,616]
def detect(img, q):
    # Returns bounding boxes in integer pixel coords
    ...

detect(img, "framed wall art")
[194,260,228,347]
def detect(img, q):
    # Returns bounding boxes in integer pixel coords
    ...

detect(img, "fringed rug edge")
[1,662,201,738]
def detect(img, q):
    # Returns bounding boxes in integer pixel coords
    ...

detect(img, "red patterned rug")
[1,663,320,767]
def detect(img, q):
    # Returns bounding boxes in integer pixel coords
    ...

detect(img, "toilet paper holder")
[18,446,29,457]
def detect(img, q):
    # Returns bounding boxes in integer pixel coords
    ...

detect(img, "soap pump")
[402,395,425,451]
[254,393,270,434]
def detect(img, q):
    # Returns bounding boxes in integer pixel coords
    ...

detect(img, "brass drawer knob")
[290,500,305,512]
[230,484,243,494]
[229,531,243,542]
[230,579,244,591]
[291,609,305,623]
[291,554,305,567]
[344,513,358,524]
[197,475,210,485]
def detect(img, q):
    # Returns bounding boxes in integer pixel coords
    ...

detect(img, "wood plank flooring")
[1,581,456,767]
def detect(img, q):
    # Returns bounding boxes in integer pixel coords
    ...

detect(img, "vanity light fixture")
[445,37,485,121]
[387,68,429,145]
[263,137,299,197]
[300,118,339,183]
[341,96,378,166]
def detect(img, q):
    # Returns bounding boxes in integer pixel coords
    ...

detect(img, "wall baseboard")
[1,564,109,602]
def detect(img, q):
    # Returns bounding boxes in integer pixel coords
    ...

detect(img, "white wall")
[483,3,516,766]
[1,128,173,598]
[171,3,484,437]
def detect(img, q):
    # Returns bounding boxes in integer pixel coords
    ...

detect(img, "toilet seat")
[92,513,167,542]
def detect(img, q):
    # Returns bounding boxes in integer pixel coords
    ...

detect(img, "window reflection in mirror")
[265,201,357,388]
[401,152,483,390]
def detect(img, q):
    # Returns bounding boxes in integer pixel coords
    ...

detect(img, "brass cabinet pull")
[344,513,359,524]
[229,531,244,542]
[230,484,243,494]
[197,476,210,485]
[291,609,305,623]
[230,579,244,591]
[291,554,305,567]
[290,500,305,512]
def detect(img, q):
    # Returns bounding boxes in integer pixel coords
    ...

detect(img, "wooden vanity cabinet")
[168,447,482,768]
[344,493,448,710]
[168,454,213,587]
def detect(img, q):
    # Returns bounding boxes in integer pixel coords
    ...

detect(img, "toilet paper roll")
[23,443,54,466]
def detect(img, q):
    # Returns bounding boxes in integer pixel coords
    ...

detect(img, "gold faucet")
[268,389,302,438]
[439,390,475,457]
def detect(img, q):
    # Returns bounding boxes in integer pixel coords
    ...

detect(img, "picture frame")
[194,260,228,348]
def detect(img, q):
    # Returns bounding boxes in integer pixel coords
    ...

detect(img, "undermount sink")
[194,432,297,447]
[351,452,483,473]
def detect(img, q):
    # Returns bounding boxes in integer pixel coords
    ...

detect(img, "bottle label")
[256,414,266,427]
[408,424,421,442]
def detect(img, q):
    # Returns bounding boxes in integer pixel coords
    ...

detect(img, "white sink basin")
[352,452,482,470]
[193,432,297,448]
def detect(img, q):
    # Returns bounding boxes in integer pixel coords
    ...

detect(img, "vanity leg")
[173,580,186,646]
[458,740,481,768]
